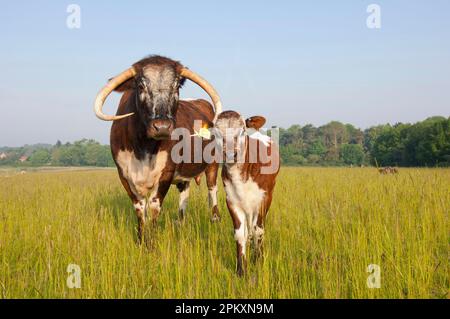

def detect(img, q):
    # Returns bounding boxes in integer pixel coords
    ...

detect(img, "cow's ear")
[111,78,136,92]
[245,116,266,130]
[176,64,187,88]
[202,119,214,129]
[179,76,186,88]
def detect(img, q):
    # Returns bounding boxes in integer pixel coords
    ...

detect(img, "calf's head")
[214,111,266,163]
[94,55,222,140]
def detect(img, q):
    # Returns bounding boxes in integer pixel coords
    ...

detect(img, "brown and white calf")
[214,111,280,276]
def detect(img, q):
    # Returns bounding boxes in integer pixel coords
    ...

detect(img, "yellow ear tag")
[192,124,211,140]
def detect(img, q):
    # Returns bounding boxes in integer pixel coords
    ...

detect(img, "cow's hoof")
[236,267,246,277]
[174,218,185,227]
[177,210,186,223]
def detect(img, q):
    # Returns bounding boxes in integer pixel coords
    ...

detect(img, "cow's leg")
[176,181,190,220]
[133,198,147,244]
[148,178,172,225]
[118,171,146,244]
[227,199,247,276]
[205,163,220,222]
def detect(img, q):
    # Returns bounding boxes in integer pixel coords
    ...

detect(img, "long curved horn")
[179,68,222,122]
[94,67,137,121]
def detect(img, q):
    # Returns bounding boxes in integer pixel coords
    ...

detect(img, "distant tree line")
[0,139,115,167]
[0,116,449,167]
[279,116,450,167]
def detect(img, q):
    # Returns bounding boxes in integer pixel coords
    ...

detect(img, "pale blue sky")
[0,1,449,146]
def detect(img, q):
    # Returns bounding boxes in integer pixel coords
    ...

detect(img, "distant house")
[0,152,7,160]
[19,155,28,163]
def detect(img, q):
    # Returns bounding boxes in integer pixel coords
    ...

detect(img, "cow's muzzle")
[147,119,174,140]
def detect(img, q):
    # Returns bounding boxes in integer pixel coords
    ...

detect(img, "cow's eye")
[137,79,147,90]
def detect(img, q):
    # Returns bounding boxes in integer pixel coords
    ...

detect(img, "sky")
[0,0,449,146]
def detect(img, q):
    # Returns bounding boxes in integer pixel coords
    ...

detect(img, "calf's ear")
[245,116,266,130]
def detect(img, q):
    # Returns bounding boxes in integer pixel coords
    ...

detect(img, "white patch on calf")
[247,128,272,147]
[234,209,248,255]
[224,164,265,249]
[253,225,264,246]
[223,165,265,216]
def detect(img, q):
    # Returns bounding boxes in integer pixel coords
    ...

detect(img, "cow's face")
[215,112,267,163]
[135,65,183,140]
[214,111,247,162]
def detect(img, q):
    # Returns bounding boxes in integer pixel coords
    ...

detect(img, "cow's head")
[94,55,222,140]
[214,111,266,162]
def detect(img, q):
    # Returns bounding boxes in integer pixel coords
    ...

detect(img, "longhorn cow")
[94,55,222,243]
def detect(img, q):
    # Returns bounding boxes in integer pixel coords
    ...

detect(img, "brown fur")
[245,116,266,130]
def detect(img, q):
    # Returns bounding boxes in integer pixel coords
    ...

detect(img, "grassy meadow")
[0,167,448,299]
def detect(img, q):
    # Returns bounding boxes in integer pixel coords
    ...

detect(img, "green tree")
[29,149,50,166]
[340,144,365,165]
[307,140,326,157]
[403,117,450,166]
[85,142,114,166]
[319,121,349,162]
[371,124,408,166]
[364,125,388,162]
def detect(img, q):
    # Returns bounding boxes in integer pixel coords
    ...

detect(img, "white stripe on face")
[142,65,177,118]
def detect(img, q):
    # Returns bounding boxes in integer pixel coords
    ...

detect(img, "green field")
[0,167,448,298]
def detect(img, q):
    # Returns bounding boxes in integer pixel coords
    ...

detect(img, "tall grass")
[0,167,448,298]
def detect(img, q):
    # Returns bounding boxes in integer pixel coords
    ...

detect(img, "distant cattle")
[214,111,279,276]
[378,167,398,174]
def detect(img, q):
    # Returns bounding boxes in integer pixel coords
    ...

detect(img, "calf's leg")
[253,195,273,261]
[253,215,265,261]
[227,199,248,276]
